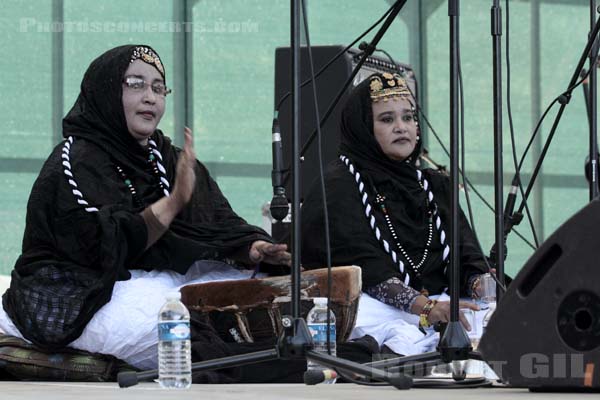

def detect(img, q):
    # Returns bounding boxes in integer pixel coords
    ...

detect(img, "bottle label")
[308,323,336,343]
[158,321,191,341]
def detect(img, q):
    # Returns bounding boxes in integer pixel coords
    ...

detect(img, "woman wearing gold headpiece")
[0,45,291,375]
[301,72,487,356]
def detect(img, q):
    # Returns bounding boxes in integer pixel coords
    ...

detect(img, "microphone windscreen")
[270,195,289,221]
[117,371,140,388]
[303,369,337,385]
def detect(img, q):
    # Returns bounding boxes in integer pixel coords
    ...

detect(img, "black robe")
[301,159,487,296]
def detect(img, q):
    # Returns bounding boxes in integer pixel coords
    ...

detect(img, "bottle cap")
[312,297,329,306]
[165,291,181,301]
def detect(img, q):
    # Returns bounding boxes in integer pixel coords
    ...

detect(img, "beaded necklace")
[373,186,434,272]
[115,146,169,207]
[339,154,450,285]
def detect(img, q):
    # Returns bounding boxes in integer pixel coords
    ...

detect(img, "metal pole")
[448,0,460,323]
[291,0,301,319]
[51,0,64,146]
[491,0,505,297]
[531,0,544,241]
[437,0,472,361]
[589,0,599,200]
[400,0,427,143]
[173,0,194,148]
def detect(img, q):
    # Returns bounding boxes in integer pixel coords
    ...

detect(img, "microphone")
[270,115,289,221]
[489,176,521,264]
[503,176,519,233]
[303,369,338,385]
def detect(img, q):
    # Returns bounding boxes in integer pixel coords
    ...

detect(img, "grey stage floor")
[0,382,597,400]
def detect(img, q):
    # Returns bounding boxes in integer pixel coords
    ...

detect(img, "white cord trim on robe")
[62,137,171,213]
[148,138,170,197]
[62,137,98,213]
[339,155,450,284]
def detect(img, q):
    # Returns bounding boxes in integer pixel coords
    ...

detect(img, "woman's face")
[122,59,166,146]
[372,97,418,162]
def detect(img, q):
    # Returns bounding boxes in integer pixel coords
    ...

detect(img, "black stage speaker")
[274,45,416,201]
[479,199,600,391]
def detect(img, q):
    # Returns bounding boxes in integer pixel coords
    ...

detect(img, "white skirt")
[0,267,491,373]
[0,260,263,370]
[349,292,488,357]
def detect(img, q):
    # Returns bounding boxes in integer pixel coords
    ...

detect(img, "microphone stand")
[439,0,472,364]
[118,0,413,389]
[582,65,600,193]
[587,0,599,201]
[358,0,487,380]
[495,5,600,257]
[490,0,506,300]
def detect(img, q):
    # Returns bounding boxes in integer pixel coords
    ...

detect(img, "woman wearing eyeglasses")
[0,45,290,372]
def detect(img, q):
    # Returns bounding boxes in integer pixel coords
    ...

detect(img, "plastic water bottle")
[158,291,192,389]
[306,297,337,384]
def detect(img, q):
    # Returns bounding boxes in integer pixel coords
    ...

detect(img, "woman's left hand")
[428,300,480,331]
[249,241,291,266]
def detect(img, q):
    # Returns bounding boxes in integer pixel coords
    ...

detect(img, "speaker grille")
[557,290,600,352]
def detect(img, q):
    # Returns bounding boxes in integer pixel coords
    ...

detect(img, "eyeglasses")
[122,76,172,97]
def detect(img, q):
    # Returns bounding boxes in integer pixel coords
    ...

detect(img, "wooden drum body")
[180,266,361,344]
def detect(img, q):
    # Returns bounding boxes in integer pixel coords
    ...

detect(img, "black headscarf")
[301,73,486,294]
[339,72,422,171]
[3,45,272,348]
[338,74,432,255]
[63,45,153,170]
[61,45,175,215]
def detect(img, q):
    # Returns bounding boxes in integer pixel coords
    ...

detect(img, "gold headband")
[130,46,165,77]
[369,72,411,103]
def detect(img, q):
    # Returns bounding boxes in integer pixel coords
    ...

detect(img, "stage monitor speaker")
[479,199,600,391]
[273,45,416,201]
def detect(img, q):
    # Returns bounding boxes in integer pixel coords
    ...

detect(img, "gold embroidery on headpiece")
[130,46,165,77]
[141,53,154,63]
[369,73,411,103]
[370,77,384,93]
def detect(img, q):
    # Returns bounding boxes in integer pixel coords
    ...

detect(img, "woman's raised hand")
[150,127,197,228]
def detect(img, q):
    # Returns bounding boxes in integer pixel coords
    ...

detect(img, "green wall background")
[0,0,593,278]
